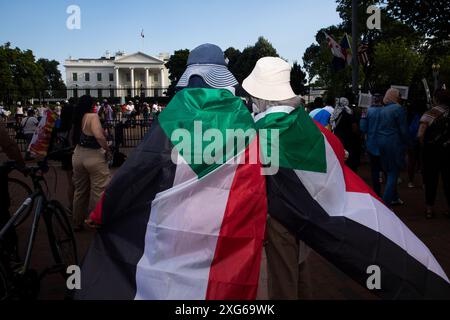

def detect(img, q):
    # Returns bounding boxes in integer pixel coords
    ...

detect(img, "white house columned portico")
[64,51,171,100]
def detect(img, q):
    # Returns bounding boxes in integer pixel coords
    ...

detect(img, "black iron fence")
[4,117,155,153]
[1,86,171,107]
[66,86,170,101]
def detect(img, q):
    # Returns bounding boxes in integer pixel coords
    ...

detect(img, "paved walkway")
[4,156,450,300]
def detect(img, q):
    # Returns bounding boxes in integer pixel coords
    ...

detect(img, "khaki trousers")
[72,146,110,227]
[265,216,312,300]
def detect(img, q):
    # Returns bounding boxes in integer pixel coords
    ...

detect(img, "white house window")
[73,73,78,81]
[98,89,102,97]
[153,74,158,82]
[126,73,131,82]
[86,89,91,95]
[85,73,90,81]
[97,73,102,81]
[109,73,114,82]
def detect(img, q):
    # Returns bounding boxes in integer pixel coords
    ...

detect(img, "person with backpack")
[418,89,450,219]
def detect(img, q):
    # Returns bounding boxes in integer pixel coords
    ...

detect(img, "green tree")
[0,43,16,102]
[165,49,190,97]
[290,62,307,95]
[228,37,279,83]
[1,43,45,101]
[370,39,423,91]
[386,0,450,44]
[37,58,66,98]
[224,47,241,75]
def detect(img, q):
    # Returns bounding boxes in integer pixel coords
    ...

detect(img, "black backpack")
[424,110,450,147]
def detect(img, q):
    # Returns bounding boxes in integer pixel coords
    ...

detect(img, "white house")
[64,51,171,100]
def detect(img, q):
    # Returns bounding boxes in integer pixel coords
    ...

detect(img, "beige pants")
[265,216,312,300]
[72,146,110,227]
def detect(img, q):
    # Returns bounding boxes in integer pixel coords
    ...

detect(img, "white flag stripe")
[134,153,243,300]
[294,136,449,282]
[173,150,197,186]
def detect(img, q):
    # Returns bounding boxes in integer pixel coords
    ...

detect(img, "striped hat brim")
[176,64,238,89]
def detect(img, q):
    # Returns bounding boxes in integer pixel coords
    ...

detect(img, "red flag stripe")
[205,137,267,300]
[314,122,382,202]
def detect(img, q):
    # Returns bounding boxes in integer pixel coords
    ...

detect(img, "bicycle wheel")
[45,200,78,276]
[7,178,32,227]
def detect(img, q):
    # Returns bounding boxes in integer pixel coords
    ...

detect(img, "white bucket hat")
[243,57,296,101]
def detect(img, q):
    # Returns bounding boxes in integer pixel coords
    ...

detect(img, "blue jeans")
[383,169,399,205]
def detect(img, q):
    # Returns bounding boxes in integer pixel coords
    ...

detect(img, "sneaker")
[407,182,415,188]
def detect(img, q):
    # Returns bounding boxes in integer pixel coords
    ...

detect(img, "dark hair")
[59,101,74,132]
[72,95,94,145]
[325,96,335,106]
[313,97,324,109]
[434,89,450,106]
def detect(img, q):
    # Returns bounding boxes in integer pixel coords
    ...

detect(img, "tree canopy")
[165,49,190,97]
[227,37,280,83]
[0,42,66,103]
[166,37,308,98]
[302,0,449,98]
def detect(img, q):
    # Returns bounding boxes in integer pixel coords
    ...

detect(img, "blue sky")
[0,0,341,74]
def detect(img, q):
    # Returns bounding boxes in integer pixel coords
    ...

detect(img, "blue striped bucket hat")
[176,44,238,89]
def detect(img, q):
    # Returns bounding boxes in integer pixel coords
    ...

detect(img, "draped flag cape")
[76,89,450,300]
[76,89,267,300]
[255,106,450,299]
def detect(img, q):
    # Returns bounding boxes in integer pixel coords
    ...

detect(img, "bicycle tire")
[45,200,79,277]
[7,178,33,227]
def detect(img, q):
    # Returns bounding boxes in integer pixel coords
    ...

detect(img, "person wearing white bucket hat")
[242,57,303,114]
[243,57,311,300]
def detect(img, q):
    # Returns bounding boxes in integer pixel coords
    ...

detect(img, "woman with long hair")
[72,95,111,231]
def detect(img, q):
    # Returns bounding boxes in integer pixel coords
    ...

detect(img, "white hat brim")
[242,73,296,101]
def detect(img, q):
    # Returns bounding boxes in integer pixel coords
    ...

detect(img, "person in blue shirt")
[376,88,409,206]
[360,94,384,196]
[309,96,335,128]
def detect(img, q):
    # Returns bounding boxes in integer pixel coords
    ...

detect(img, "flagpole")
[352,0,359,97]
[141,28,145,52]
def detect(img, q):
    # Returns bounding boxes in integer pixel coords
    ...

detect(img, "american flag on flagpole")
[358,44,370,66]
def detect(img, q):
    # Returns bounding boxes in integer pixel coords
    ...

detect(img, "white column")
[130,67,135,97]
[115,67,120,98]
[160,68,165,92]
[145,68,149,97]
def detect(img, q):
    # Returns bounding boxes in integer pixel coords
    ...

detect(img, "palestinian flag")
[256,106,450,299]
[76,88,267,300]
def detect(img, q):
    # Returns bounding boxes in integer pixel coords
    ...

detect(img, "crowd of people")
[1,42,449,300]
[307,87,450,218]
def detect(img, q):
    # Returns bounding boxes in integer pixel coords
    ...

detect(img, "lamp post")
[432,63,441,91]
